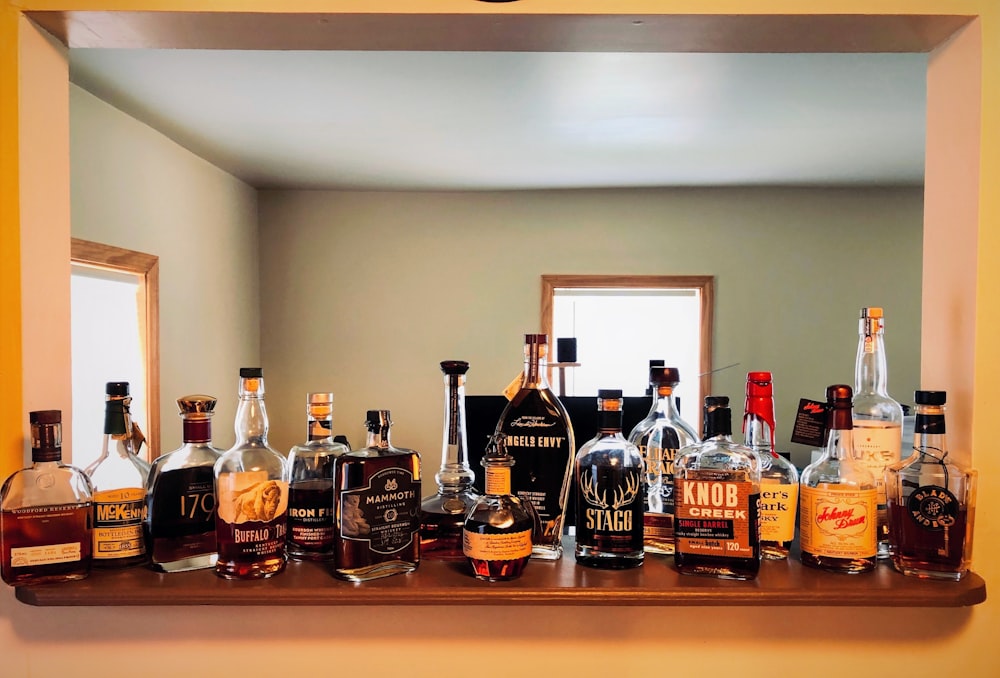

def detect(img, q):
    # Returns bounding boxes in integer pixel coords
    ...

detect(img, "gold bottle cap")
[308,392,334,418]
[176,395,218,418]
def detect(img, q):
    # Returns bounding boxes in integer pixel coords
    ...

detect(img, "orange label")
[484,467,511,496]
[799,484,877,558]
[760,480,798,544]
[463,529,532,560]
[674,476,758,558]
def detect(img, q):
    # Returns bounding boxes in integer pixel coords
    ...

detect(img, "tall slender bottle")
[286,393,349,561]
[494,333,575,560]
[742,372,799,560]
[85,382,151,568]
[852,306,904,559]
[800,385,877,574]
[213,368,288,579]
[885,391,977,580]
[145,395,223,572]
[627,366,699,554]
[420,360,480,561]
[575,389,644,569]
[673,396,761,580]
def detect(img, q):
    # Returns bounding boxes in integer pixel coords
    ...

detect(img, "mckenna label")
[799,485,876,558]
[93,487,146,559]
[907,485,959,530]
[340,467,419,555]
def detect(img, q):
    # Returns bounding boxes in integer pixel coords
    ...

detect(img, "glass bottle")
[1,411,93,585]
[333,410,421,582]
[575,389,644,569]
[494,333,575,560]
[674,396,760,579]
[852,306,904,559]
[885,391,976,581]
[800,384,877,573]
[463,434,533,582]
[145,395,224,572]
[84,381,151,568]
[419,360,480,561]
[742,371,799,560]
[213,368,288,579]
[286,392,349,561]
[627,366,699,555]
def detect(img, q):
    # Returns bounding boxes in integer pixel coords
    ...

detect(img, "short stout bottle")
[575,390,644,569]
[334,410,421,582]
[742,372,799,559]
[674,396,761,580]
[885,391,977,580]
[214,368,288,579]
[627,366,699,554]
[286,393,349,561]
[420,361,480,561]
[145,395,223,572]
[463,434,533,581]
[800,385,877,574]
[495,333,575,560]
[1,411,94,585]
[85,382,151,568]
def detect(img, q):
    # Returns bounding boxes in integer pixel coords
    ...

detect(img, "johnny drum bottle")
[673,396,761,580]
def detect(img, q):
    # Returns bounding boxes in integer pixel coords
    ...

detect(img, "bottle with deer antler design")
[573,390,644,569]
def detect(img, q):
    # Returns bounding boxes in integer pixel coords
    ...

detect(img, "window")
[71,239,159,467]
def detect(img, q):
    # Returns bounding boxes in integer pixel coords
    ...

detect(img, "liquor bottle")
[84,382,151,568]
[885,391,977,580]
[214,368,288,579]
[742,372,799,560]
[333,410,421,582]
[286,392,348,561]
[494,333,575,560]
[463,434,533,581]
[575,389,644,569]
[145,395,224,572]
[627,366,699,554]
[800,384,877,573]
[852,306,904,559]
[673,396,761,580]
[1,411,93,585]
[419,360,480,561]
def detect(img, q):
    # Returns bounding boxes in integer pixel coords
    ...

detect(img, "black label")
[575,466,643,551]
[790,398,827,447]
[907,485,959,531]
[288,480,335,549]
[340,467,419,555]
[148,467,216,539]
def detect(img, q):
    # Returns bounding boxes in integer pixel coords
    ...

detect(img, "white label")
[10,542,82,568]
[852,421,902,504]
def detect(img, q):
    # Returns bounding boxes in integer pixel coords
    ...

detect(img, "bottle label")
[340,466,419,555]
[148,467,217,539]
[759,480,798,544]
[852,421,902,505]
[575,466,643,553]
[3,504,89,567]
[484,466,511,496]
[93,488,146,559]
[907,485,960,530]
[216,471,288,561]
[799,484,877,558]
[10,542,82,568]
[288,480,335,550]
[674,474,758,559]
[463,529,532,560]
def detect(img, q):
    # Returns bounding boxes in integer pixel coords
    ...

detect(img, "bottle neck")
[855,319,890,395]
[521,342,549,388]
[651,384,679,418]
[102,400,137,457]
[824,405,854,459]
[597,408,623,434]
[483,458,513,496]
[913,406,948,461]
[703,407,733,440]
[307,416,334,443]
[182,417,213,444]
[438,373,474,493]
[366,427,391,450]
[743,413,774,454]
[234,379,269,446]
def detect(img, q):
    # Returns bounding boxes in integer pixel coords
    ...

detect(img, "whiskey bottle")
[287,392,348,561]
[742,372,799,560]
[84,382,151,568]
[214,368,288,579]
[420,360,480,561]
[852,307,904,559]
[333,410,421,582]
[145,395,224,572]
[674,396,761,580]
[463,434,533,581]
[495,333,575,560]
[627,366,699,554]
[575,389,644,569]
[885,391,976,580]
[800,385,877,574]
[1,411,93,586]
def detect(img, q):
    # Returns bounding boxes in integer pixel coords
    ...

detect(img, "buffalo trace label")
[799,484,877,559]
[216,471,288,562]
[340,467,419,556]
[674,473,758,559]
[93,487,146,559]
[575,466,643,553]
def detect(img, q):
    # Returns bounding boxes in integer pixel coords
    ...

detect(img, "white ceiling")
[69,50,927,191]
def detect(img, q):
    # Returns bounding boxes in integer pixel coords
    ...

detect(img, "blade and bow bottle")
[419,360,480,561]
[494,333,575,560]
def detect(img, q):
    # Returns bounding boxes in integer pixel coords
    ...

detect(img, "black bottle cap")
[239,367,263,378]
[105,381,130,397]
[705,395,729,410]
[366,410,391,430]
[826,384,853,405]
[29,410,61,425]
[598,389,623,399]
[915,390,946,405]
[702,396,732,436]
[440,360,470,375]
[650,367,681,385]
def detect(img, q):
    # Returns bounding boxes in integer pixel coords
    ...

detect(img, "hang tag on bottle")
[790,398,827,448]
[502,373,523,401]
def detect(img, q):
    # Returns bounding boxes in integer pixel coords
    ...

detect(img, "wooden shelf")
[14,540,986,607]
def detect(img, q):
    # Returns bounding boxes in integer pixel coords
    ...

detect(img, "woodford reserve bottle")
[145,395,224,572]
[627,366,699,554]
[742,372,799,559]
[85,382,151,568]
[333,410,421,582]
[286,393,349,561]
[1,411,94,585]
[214,368,288,579]
[574,390,644,569]
[495,333,575,560]
[799,385,877,574]
[419,361,480,561]
[673,396,761,580]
